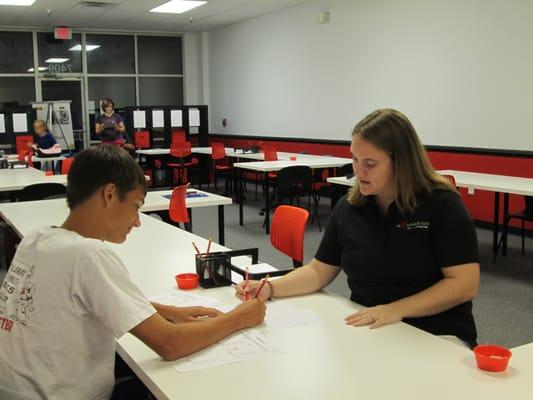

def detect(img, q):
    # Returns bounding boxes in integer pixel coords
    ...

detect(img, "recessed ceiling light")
[27,67,48,72]
[0,0,36,5]
[150,0,206,14]
[69,44,100,51]
[45,58,69,63]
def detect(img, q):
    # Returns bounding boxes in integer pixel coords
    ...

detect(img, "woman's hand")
[235,280,271,301]
[344,304,404,329]
[164,306,222,323]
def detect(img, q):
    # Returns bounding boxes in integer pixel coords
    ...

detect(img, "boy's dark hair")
[66,145,146,210]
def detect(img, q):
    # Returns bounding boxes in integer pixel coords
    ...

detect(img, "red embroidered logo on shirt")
[0,316,14,332]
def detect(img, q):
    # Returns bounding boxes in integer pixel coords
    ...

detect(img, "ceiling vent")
[77,1,115,10]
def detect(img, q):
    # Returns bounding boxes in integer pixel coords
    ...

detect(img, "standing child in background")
[95,98,126,145]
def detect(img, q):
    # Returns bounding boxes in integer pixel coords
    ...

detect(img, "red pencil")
[206,236,212,255]
[192,242,201,255]
[243,267,250,301]
[255,275,270,299]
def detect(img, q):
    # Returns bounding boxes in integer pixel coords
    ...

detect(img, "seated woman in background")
[28,119,57,151]
[236,108,480,348]
[95,98,126,146]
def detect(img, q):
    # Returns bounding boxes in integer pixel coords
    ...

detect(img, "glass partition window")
[137,35,182,75]
[88,77,136,110]
[0,77,35,106]
[86,34,135,74]
[0,32,34,73]
[37,32,82,73]
[139,77,183,106]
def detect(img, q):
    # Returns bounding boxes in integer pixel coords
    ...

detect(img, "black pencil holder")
[195,253,232,288]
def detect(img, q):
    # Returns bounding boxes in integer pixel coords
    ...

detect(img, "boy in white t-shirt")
[0,145,266,400]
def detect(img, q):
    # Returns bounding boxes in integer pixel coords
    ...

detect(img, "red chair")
[61,157,74,175]
[210,142,233,193]
[15,135,33,154]
[134,130,151,149]
[270,205,309,267]
[169,184,190,230]
[171,129,187,145]
[17,148,33,168]
[167,141,193,185]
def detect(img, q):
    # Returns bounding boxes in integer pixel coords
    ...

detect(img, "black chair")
[18,183,66,202]
[0,222,20,270]
[499,196,533,256]
[263,166,318,229]
[337,163,354,177]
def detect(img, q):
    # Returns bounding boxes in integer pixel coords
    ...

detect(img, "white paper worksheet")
[0,114,5,133]
[152,110,165,128]
[174,329,283,373]
[149,289,220,308]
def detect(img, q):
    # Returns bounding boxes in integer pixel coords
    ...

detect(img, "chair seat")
[215,165,232,171]
[508,211,533,220]
[268,172,278,179]
[167,162,193,168]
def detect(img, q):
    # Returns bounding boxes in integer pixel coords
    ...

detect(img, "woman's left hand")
[344,304,404,329]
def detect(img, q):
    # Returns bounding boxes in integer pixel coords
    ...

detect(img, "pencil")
[255,275,270,299]
[244,267,250,301]
[206,235,212,255]
[192,242,201,255]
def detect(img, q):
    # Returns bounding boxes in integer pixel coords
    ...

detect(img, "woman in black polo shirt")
[236,109,480,348]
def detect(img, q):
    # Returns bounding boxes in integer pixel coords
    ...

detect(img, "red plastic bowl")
[473,344,512,372]
[175,273,199,290]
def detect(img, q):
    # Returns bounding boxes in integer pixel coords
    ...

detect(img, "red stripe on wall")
[210,135,533,230]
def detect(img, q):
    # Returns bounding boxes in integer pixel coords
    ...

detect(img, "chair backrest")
[61,157,74,175]
[211,142,226,160]
[17,148,33,167]
[171,129,187,145]
[263,146,278,161]
[134,130,151,149]
[442,174,457,187]
[276,166,313,197]
[170,141,192,158]
[15,135,33,154]
[18,183,66,202]
[270,205,309,267]
[337,163,353,177]
[524,196,533,215]
[169,184,190,223]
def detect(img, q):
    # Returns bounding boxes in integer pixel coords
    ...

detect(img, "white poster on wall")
[170,109,183,127]
[188,108,200,127]
[133,110,146,129]
[152,110,165,128]
[12,113,28,133]
[0,114,5,133]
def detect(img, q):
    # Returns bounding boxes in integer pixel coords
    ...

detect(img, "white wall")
[208,0,533,151]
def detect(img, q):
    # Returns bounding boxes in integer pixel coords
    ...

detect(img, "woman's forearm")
[390,263,479,319]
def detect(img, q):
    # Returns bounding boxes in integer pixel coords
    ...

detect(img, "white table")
[0,188,232,245]
[327,176,355,187]
[233,157,352,233]
[438,170,533,258]
[143,189,232,244]
[1,207,530,400]
[0,167,67,194]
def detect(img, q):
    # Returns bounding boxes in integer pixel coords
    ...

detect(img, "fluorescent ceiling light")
[0,0,36,5]
[69,44,100,51]
[45,58,69,63]
[150,0,206,14]
[27,67,48,72]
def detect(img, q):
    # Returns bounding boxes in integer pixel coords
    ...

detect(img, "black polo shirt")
[316,189,478,345]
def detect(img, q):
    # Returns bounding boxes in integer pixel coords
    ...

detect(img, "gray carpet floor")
[1,183,531,348]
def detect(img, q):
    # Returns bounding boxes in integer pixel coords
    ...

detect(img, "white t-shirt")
[0,226,156,400]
